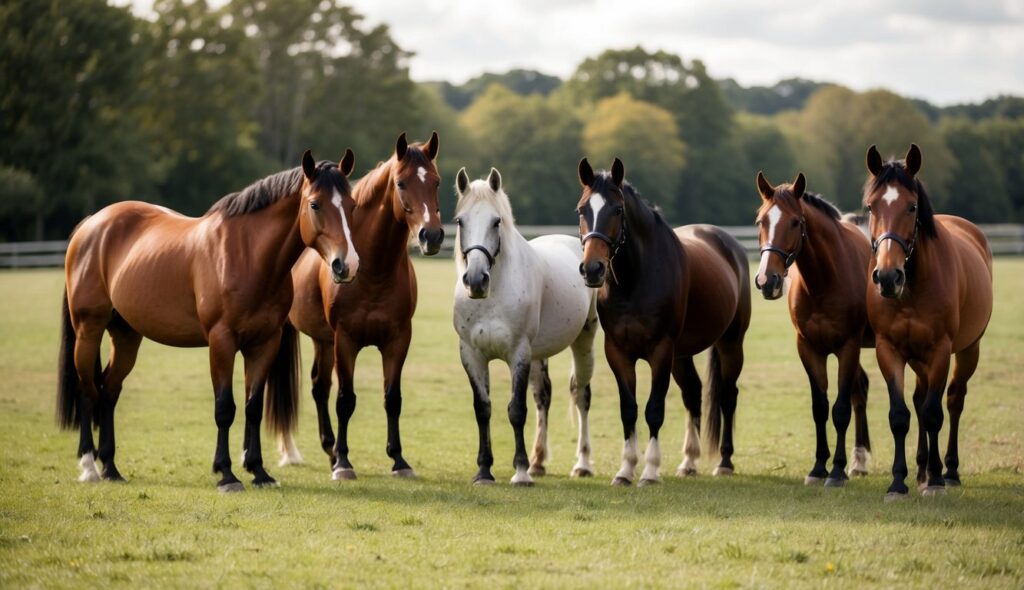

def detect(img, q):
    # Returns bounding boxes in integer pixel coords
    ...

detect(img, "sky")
[128,0,1024,105]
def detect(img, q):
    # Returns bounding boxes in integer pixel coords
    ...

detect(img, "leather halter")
[759,216,806,271]
[461,242,500,269]
[580,208,628,261]
[872,217,920,263]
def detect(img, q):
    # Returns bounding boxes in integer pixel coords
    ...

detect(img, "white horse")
[453,167,599,486]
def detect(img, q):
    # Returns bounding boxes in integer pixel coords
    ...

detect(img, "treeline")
[2,1,1023,242]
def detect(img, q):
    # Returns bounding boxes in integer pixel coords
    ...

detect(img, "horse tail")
[265,321,300,439]
[56,288,80,430]
[704,346,724,453]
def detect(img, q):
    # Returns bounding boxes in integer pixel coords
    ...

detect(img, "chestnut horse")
[754,171,874,487]
[57,150,358,491]
[283,132,444,480]
[577,158,751,486]
[864,144,992,501]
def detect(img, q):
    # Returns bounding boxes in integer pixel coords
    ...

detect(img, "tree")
[938,118,1012,222]
[582,93,685,219]
[734,113,798,211]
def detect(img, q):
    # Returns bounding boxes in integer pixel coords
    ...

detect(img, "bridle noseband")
[760,217,806,272]
[872,216,920,263]
[580,208,628,261]
[461,243,499,268]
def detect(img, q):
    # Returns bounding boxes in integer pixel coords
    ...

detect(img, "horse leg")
[639,340,674,486]
[332,333,360,480]
[712,338,744,476]
[381,329,415,477]
[877,340,910,501]
[460,341,493,484]
[240,336,281,487]
[909,373,927,488]
[606,342,639,486]
[920,341,952,495]
[209,328,242,492]
[96,317,142,481]
[304,339,335,466]
[848,364,871,476]
[796,338,829,485]
[672,355,702,477]
[826,341,861,487]
[72,313,107,483]
[568,317,597,478]
[507,346,533,486]
[528,359,552,477]
[944,340,980,486]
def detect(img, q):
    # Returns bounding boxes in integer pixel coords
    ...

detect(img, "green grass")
[1,258,1022,588]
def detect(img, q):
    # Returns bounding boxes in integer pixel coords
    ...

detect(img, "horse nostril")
[579,263,585,276]
[419,228,427,242]
[894,269,905,286]
[462,273,470,287]
[480,272,490,288]
[872,269,880,284]
[771,273,781,287]
[332,258,344,276]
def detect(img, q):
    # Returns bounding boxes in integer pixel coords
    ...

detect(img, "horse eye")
[492,219,501,228]
[397,181,406,190]
[615,207,624,215]
[909,203,917,213]
[454,217,462,227]
[791,219,800,227]
[865,205,872,213]
[310,202,320,211]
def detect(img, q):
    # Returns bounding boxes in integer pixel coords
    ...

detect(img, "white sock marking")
[641,437,661,482]
[277,433,304,466]
[78,452,100,483]
[615,432,639,482]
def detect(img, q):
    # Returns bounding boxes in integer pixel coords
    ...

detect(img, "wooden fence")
[3,225,1023,268]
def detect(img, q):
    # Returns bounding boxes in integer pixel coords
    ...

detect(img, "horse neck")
[608,191,675,293]
[794,202,844,292]
[223,192,305,288]
[352,162,412,275]
[488,224,531,284]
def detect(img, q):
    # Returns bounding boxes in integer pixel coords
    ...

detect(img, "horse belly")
[531,240,592,359]
[108,266,206,347]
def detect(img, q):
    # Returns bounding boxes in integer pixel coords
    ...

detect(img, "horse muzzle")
[579,260,606,288]
[462,270,490,299]
[331,258,353,284]
[872,267,905,299]
[755,272,783,300]
[419,227,445,256]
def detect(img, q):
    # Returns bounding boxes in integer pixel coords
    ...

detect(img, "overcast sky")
[129,0,1024,105]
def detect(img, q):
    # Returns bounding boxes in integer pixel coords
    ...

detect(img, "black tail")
[56,289,79,430]
[853,366,871,452]
[705,347,725,453]
[265,321,300,438]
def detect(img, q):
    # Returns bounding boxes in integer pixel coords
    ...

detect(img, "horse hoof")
[611,477,632,487]
[217,481,245,493]
[473,477,496,486]
[570,467,594,478]
[391,468,417,479]
[921,485,947,497]
[884,491,908,503]
[676,467,698,478]
[804,475,825,486]
[824,477,847,488]
[332,468,357,481]
[528,465,546,477]
[944,477,962,487]
[638,478,660,487]
[713,466,734,477]
[511,480,534,488]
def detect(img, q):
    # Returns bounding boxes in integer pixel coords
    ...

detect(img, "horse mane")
[588,173,670,230]
[866,160,938,238]
[353,146,434,207]
[766,184,842,223]
[207,161,346,217]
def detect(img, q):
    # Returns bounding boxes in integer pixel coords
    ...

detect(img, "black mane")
[867,160,938,238]
[591,172,670,229]
[802,191,842,221]
[208,161,347,217]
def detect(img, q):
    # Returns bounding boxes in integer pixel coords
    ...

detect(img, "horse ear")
[456,167,470,197]
[578,158,594,187]
[302,149,316,181]
[487,167,502,192]
[792,172,806,198]
[905,143,922,177]
[395,132,408,161]
[611,158,625,186]
[866,144,883,176]
[339,148,355,177]
[756,171,774,200]
[425,131,439,160]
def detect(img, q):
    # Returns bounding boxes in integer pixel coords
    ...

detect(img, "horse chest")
[456,313,519,359]
[880,309,940,358]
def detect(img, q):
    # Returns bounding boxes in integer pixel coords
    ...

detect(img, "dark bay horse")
[284,132,444,480]
[754,171,874,487]
[57,150,358,491]
[864,144,993,501]
[577,158,751,486]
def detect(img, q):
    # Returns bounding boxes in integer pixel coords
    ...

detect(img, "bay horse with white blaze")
[864,143,992,501]
[57,149,358,491]
[453,168,599,486]
[577,158,751,486]
[283,132,443,480]
[754,171,874,486]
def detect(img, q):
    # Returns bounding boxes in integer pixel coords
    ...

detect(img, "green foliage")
[938,118,1015,221]
[718,78,832,116]
[0,166,43,241]
[431,69,563,110]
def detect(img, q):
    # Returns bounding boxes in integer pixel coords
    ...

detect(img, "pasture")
[1,259,1022,588]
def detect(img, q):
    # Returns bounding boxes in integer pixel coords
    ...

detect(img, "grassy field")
[0,258,1022,588]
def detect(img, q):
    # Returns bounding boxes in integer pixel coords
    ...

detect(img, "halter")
[461,242,500,269]
[872,217,920,263]
[759,216,806,272]
[580,208,628,261]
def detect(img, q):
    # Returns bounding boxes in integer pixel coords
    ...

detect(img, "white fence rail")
[3,225,1023,268]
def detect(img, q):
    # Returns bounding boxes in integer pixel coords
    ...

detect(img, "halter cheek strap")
[872,218,920,263]
[759,217,806,272]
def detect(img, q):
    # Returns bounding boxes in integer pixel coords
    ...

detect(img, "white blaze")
[333,189,360,271]
[756,205,782,281]
[589,193,606,225]
[423,202,431,223]
[882,185,900,206]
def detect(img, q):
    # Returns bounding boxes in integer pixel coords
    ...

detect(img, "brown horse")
[754,171,874,487]
[57,150,358,492]
[864,143,993,501]
[577,158,751,486]
[283,132,443,480]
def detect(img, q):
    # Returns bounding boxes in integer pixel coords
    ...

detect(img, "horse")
[754,171,874,486]
[577,158,751,486]
[57,149,358,492]
[453,167,599,486]
[863,143,993,501]
[281,132,444,480]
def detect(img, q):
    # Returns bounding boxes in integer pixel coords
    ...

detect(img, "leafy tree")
[938,118,1012,222]
[432,69,563,110]
[0,166,43,241]
[718,78,832,116]
[734,113,799,210]
[582,93,685,219]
